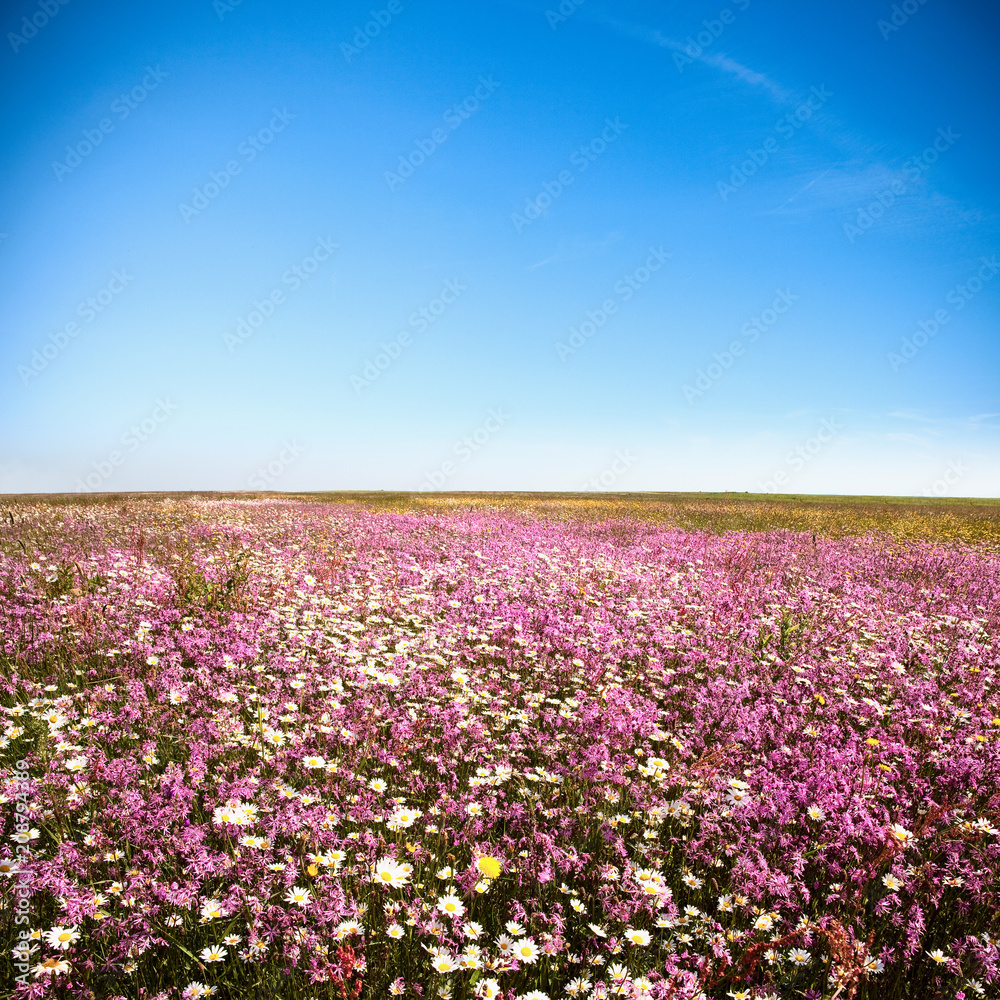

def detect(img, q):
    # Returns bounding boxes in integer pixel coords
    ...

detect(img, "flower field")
[1,497,998,1000]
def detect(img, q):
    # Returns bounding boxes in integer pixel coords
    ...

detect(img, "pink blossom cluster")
[0,499,997,1000]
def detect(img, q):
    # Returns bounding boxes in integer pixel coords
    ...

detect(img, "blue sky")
[1,0,998,496]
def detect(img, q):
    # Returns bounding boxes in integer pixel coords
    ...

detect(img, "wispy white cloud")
[764,168,835,214]
[527,231,624,269]
[593,10,989,249]
[700,51,786,99]
[757,155,985,243]
[886,412,1000,434]
[888,410,942,423]
[883,431,931,444]
[600,16,789,102]
[969,413,1000,427]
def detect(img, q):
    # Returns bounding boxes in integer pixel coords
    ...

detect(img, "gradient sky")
[2,0,998,496]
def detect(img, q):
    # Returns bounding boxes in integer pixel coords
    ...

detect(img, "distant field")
[4,491,1000,545]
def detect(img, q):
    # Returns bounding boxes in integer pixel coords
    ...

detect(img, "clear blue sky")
[2,0,998,496]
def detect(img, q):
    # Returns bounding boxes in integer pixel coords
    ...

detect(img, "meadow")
[0,493,998,1000]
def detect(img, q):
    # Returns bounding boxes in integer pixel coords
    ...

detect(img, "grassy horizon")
[2,490,998,546]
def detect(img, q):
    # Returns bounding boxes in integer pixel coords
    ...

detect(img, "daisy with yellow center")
[371,857,411,888]
[43,926,80,951]
[431,953,457,973]
[436,894,466,918]
[199,899,226,920]
[284,886,312,908]
[335,918,362,938]
[33,957,70,977]
[514,937,539,964]
[889,824,914,844]
[387,806,421,830]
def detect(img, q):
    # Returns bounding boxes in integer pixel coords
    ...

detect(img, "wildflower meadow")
[0,496,997,1000]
